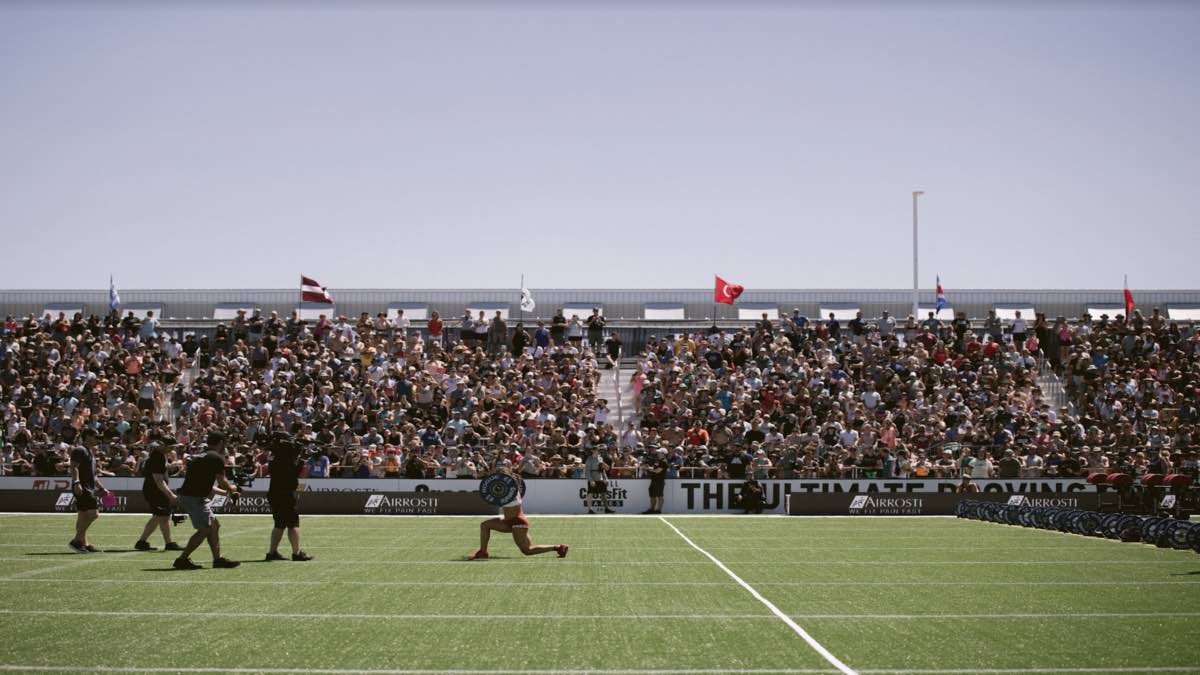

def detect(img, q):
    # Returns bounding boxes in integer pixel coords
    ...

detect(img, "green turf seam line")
[3,557,1192,565]
[0,609,776,619]
[657,516,857,675]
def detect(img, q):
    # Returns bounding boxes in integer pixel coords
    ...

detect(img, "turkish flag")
[714,275,744,305]
[1124,286,1135,317]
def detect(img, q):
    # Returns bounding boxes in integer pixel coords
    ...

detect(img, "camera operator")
[173,431,241,570]
[134,440,182,552]
[642,448,669,514]
[585,446,614,514]
[265,433,313,562]
[739,475,765,514]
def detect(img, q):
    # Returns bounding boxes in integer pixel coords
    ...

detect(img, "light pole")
[912,191,924,320]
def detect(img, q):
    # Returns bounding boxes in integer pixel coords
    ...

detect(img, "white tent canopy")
[991,304,1035,322]
[1084,304,1125,319]
[466,302,510,321]
[213,303,258,320]
[40,303,85,320]
[738,303,779,320]
[1167,305,1200,322]
[388,303,429,321]
[562,303,603,319]
[917,303,955,321]
[297,302,335,322]
[120,303,164,319]
[644,302,685,320]
[818,304,861,321]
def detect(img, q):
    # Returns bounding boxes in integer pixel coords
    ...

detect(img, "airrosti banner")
[784,491,1100,516]
[0,488,496,516]
[0,477,1093,514]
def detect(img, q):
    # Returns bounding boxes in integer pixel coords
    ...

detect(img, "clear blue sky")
[2,2,1198,290]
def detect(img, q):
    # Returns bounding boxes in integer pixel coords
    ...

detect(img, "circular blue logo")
[479,473,522,507]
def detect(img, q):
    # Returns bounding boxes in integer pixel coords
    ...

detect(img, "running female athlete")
[469,470,568,560]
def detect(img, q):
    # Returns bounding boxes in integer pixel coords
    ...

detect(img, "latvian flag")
[301,275,334,304]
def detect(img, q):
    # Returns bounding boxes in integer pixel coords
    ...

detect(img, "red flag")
[714,275,744,305]
[301,275,334,304]
[1123,277,1135,317]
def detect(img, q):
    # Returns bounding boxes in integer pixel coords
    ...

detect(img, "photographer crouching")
[173,431,241,570]
[264,431,313,562]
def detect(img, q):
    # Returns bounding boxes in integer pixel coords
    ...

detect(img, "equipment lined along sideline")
[658,516,858,675]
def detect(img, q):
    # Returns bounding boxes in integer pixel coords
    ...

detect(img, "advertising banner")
[0,489,496,516]
[0,477,1092,515]
[785,491,1100,516]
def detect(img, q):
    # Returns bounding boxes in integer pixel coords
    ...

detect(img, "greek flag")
[520,287,536,313]
[108,275,121,312]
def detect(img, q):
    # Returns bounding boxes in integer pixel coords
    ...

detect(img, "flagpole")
[519,274,525,325]
[712,274,717,325]
[912,191,923,319]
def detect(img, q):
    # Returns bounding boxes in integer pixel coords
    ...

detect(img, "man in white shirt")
[970,452,995,479]
[878,310,896,338]
[1022,451,1044,478]
[393,310,410,339]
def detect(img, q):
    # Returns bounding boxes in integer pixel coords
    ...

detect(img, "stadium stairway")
[1036,361,1075,416]
[595,357,639,428]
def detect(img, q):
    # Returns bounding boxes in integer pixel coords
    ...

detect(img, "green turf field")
[0,514,1198,674]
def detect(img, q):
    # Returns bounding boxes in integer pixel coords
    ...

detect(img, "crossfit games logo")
[578,480,627,511]
[848,495,924,515]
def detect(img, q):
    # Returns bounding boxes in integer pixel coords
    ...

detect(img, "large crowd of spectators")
[625,308,1199,481]
[1,306,1197,483]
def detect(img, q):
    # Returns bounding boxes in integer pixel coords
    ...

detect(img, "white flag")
[108,275,120,311]
[520,288,536,312]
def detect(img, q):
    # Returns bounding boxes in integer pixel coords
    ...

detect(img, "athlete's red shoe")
[467,550,490,560]
[556,544,569,559]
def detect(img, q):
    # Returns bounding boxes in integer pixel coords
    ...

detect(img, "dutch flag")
[935,276,948,312]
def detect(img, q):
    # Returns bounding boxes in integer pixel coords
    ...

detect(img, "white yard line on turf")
[0,662,1195,667]
[0,662,835,667]
[3,578,1198,588]
[658,516,857,675]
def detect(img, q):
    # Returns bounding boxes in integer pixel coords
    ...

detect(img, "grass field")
[1,513,1198,674]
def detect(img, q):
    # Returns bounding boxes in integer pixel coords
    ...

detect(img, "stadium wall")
[3,288,1200,322]
[0,477,1093,515]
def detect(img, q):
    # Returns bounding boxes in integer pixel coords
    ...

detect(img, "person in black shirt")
[643,449,669,514]
[173,432,241,570]
[586,309,606,350]
[264,433,313,562]
[68,428,111,553]
[135,441,182,552]
[739,476,765,514]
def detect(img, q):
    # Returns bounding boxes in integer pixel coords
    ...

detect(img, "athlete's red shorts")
[504,516,530,530]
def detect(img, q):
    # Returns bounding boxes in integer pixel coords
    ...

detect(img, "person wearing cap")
[67,428,112,553]
[643,448,669,514]
[134,439,182,552]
